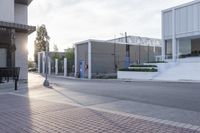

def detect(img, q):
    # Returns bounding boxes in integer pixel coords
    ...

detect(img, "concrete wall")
[15,3,28,24]
[0,0,14,22]
[15,33,28,80]
[91,42,116,74]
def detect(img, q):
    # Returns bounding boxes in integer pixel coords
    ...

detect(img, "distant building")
[0,0,35,81]
[74,36,161,79]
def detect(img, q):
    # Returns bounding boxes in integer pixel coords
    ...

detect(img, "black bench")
[0,67,20,90]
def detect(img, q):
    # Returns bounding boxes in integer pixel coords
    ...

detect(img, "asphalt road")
[48,76,200,112]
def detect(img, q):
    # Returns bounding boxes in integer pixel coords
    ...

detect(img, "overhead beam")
[15,0,33,5]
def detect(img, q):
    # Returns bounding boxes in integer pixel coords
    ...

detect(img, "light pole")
[121,32,130,67]
[43,40,49,87]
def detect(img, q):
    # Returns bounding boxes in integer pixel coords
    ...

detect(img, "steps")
[153,57,200,81]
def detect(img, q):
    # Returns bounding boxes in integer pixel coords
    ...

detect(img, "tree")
[53,44,59,52]
[65,48,75,73]
[51,44,60,60]
[34,24,50,65]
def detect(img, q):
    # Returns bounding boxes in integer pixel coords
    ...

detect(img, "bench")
[0,67,20,90]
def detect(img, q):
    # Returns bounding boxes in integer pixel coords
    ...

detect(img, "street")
[48,76,200,111]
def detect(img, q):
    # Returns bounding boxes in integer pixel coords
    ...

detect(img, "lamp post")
[120,32,130,67]
[43,40,49,87]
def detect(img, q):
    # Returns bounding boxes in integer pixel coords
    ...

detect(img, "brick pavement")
[0,94,200,133]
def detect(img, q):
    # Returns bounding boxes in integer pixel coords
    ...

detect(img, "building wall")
[163,1,200,39]
[0,0,14,22]
[76,43,88,77]
[15,3,28,24]
[15,33,28,80]
[83,41,162,77]
[91,42,116,74]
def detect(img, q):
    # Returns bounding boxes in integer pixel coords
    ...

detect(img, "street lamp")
[43,40,49,87]
[120,32,130,67]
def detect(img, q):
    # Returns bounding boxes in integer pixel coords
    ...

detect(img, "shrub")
[147,61,167,63]
[118,68,158,72]
[129,65,157,67]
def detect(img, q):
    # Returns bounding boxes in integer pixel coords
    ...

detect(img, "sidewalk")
[1,73,200,132]
[0,94,200,133]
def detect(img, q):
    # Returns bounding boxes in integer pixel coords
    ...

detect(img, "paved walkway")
[0,73,200,132]
[0,94,199,133]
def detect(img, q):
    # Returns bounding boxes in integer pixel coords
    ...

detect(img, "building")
[162,0,200,61]
[0,0,35,81]
[75,36,161,79]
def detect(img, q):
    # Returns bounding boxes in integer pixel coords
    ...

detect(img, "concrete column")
[64,58,67,77]
[88,41,92,79]
[48,57,51,75]
[55,59,58,75]
[161,12,165,61]
[42,52,45,74]
[38,53,41,73]
[162,40,165,61]
[172,9,177,62]
[74,45,78,77]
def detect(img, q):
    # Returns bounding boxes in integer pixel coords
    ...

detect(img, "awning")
[0,21,36,34]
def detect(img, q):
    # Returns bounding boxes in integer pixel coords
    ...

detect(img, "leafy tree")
[53,44,59,52]
[51,44,60,60]
[34,24,50,65]
[65,48,74,73]
[28,60,35,68]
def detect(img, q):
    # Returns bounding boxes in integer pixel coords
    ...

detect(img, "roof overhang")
[0,21,36,34]
[15,0,33,5]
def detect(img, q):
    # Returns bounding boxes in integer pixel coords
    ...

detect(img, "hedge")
[147,61,167,63]
[119,68,158,72]
[129,65,157,67]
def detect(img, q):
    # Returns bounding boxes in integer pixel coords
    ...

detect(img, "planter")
[117,71,158,80]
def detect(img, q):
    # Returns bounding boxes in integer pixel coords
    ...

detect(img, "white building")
[162,0,200,61]
[0,0,35,81]
[151,0,200,81]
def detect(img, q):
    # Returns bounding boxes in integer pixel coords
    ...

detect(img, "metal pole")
[148,44,149,63]
[138,37,141,64]
[114,35,117,72]
[125,32,130,67]
[43,41,49,87]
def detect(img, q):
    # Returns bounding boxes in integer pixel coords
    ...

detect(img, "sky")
[28,0,193,59]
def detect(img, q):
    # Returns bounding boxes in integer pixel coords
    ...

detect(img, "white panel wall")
[163,2,200,39]
[163,11,172,38]
[175,4,199,34]
[15,4,28,24]
[15,33,28,80]
[0,0,14,22]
